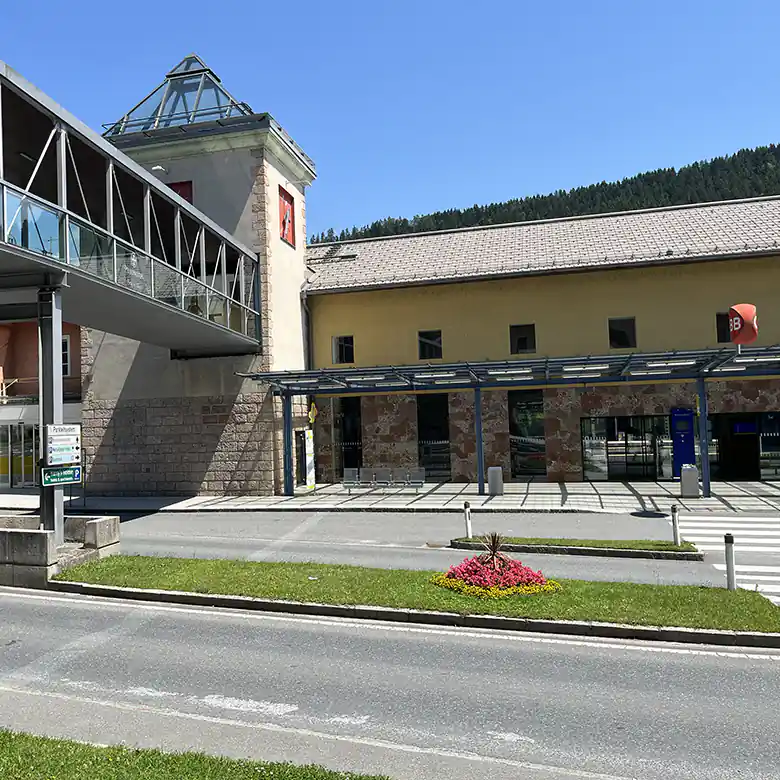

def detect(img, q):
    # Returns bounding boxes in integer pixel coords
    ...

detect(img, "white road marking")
[739,583,780,593]
[328,714,371,725]
[202,695,299,716]
[487,731,535,744]
[684,516,780,607]
[681,516,780,521]
[680,531,780,539]
[1,587,778,660]
[692,545,780,553]
[132,533,423,551]
[0,684,636,779]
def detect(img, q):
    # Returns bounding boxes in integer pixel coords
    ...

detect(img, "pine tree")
[314,143,780,242]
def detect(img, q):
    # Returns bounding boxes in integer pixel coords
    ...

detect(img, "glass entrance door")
[582,416,671,481]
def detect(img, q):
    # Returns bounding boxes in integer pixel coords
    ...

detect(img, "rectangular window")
[716,312,731,343]
[332,335,354,364]
[279,186,295,246]
[608,317,636,349]
[61,335,71,377]
[509,323,536,354]
[169,181,193,203]
[418,330,443,360]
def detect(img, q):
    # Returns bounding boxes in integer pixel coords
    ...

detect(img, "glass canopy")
[104,54,253,137]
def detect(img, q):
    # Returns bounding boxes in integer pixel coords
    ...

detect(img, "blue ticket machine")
[671,407,696,479]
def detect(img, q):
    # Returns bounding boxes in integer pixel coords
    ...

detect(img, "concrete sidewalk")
[3,480,780,515]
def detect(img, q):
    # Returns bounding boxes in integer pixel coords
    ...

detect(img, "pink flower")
[445,555,547,588]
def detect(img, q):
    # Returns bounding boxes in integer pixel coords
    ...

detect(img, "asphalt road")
[119,509,675,546]
[0,587,778,780]
[116,510,718,585]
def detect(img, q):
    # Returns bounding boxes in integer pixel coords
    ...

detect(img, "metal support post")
[38,287,64,547]
[724,533,736,591]
[106,161,116,282]
[56,126,69,264]
[671,504,681,546]
[475,386,485,495]
[463,500,472,539]
[696,376,711,498]
[282,393,294,497]
[0,83,4,180]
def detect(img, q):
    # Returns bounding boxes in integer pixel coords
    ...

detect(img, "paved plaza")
[3,479,780,514]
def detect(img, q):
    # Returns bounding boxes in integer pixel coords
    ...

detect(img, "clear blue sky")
[1,0,778,239]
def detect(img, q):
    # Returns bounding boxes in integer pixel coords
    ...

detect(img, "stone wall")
[481,389,511,478]
[543,382,699,481]
[82,390,278,495]
[361,394,417,468]
[707,378,780,413]
[313,397,335,483]
[449,391,477,482]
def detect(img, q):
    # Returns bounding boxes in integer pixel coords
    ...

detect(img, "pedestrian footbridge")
[0,61,260,358]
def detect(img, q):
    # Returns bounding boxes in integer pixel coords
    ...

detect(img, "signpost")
[45,423,81,467]
[40,424,82,489]
[41,465,82,487]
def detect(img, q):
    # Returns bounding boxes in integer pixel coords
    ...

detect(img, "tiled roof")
[304,196,780,293]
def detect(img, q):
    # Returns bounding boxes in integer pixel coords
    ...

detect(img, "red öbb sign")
[729,304,758,345]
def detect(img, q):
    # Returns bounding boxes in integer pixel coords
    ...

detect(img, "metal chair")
[407,467,425,493]
[342,468,360,494]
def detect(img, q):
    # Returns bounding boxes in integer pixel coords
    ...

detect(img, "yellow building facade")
[304,197,780,485]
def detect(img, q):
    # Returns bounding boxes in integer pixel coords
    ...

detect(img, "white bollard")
[671,505,681,547]
[463,501,472,539]
[725,533,736,591]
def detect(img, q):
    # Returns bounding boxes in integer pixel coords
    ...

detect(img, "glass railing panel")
[152,260,183,309]
[244,309,259,339]
[68,219,114,281]
[182,276,209,320]
[116,242,152,296]
[4,190,61,259]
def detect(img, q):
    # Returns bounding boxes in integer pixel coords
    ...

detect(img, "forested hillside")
[310,144,780,244]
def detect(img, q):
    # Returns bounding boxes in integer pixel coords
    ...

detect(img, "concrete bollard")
[724,533,736,591]
[671,505,681,547]
[463,501,472,539]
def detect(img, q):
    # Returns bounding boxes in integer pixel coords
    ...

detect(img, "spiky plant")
[477,531,511,570]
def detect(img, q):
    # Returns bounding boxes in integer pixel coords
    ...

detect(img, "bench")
[342,467,426,493]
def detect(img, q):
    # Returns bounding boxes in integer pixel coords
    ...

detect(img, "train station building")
[1,54,779,497]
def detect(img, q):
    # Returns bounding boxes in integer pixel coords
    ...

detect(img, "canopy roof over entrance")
[240,345,780,395]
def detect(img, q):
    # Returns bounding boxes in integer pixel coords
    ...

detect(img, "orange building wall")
[0,322,82,397]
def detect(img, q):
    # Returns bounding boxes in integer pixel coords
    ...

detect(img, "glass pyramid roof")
[104,54,253,136]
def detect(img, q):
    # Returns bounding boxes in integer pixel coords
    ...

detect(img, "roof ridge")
[306,193,780,249]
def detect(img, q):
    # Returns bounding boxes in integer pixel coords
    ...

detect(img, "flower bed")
[431,572,562,599]
[432,533,562,599]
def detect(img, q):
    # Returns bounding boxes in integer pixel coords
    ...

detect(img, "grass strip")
[56,555,780,633]
[0,730,389,779]
[453,537,697,552]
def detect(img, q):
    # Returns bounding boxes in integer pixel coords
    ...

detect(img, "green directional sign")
[41,465,82,487]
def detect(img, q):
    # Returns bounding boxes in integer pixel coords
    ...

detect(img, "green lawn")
[55,555,780,633]
[453,537,698,552]
[0,730,389,780]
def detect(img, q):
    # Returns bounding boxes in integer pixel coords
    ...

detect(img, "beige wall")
[309,256,780,367]
[261,153,307,371]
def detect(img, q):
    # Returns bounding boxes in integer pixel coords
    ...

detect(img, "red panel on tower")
[279,186,295,246]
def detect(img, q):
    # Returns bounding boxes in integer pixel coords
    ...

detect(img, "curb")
[450,540,704,561]
[49,580,780,649]
[56,505,620,516]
